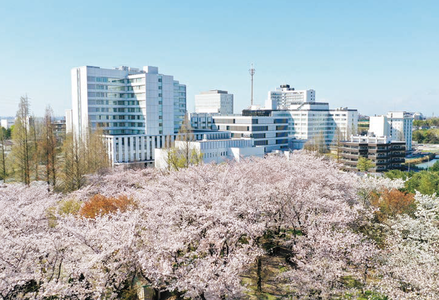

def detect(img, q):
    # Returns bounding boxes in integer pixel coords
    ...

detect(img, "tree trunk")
[257,256,262,292]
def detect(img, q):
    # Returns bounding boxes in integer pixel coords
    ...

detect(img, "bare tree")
[30,115,41,181]
[60,132,86,192]
[40,106,58,190]
[59,125,109,193]
[165,119,203,171]
[304,131,328,154]
[84,125,110,174]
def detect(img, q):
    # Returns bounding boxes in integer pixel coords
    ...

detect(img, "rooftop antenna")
[249,63,255,106]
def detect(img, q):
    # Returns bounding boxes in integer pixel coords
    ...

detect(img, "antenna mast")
[249,63,255,106]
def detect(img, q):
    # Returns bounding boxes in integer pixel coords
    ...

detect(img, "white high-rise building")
[265,85,316,110]
[369,115,390,137]
[266,107,357,150]
[369,111,413,151]
[71,65,186,138]
[191,85,358,152]
[264,85,357,149]
[195,90,233,115]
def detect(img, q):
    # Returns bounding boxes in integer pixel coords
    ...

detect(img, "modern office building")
[210,114,290,153]
[71,65,186,138]
[263,85,357,149]
[340,135,406,172]
[369,111,413,151]
[265,85,316,110]
[276,106,358,149]
[195,90,233,115]
[154,131,264,169]
[191,85,358,153]
[189,113,215,130]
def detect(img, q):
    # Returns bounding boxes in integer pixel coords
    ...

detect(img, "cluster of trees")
[385,164,439,195]
[162,121,203,171]
[413,117,439,128]
[0,127,12,140]
[1,152,436,299]
[0,96,110,192]
[412,128,439,144]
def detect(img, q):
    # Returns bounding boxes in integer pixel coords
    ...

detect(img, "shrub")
[79,194,136,218]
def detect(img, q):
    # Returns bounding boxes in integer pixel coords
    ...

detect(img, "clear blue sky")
[1,0,438,118]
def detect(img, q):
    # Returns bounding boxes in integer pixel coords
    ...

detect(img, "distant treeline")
[385,161,439,195]
[413,128,439,144]
[413,117,439,128]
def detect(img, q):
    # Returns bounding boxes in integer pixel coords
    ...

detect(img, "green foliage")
[10,97,35,185]
[412,128,439,144]
[385,169,439,195]
[58,198,82,215]
[406,171,439,195]
[0,126,12,140]
[357,157,375,172]
[413,117,439,128]
[47,198,82,227]
[165,147,203,171]
[384,169,411,180]
[358,291,388,300]
[0,128,7,181]
[165,118,203,171]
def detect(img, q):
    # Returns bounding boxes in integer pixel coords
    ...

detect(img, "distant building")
[191,85,358,153]
[265,85,357,148]
[265,85,315,110]
[340,135,406,172]
[369,111,413,151]
[154,131,264,169]
[411,112,425,120]
[65,109,73,134]
[0,119,14,129]
[210,114,290,153]
[190,113,215,130]
[51,119,66,139]
[195,90,233,115]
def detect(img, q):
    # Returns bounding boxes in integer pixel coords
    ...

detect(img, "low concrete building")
[340,135,406,172]
[154,131,264,169]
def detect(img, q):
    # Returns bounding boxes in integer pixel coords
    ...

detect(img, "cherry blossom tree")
[1,152,408,299]
[0,183,60,299]
[373,192,439,299]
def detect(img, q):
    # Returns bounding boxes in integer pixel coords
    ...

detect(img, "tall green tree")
[0,127,7,181]
[10,96,34,185]
[357,157,375,172]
